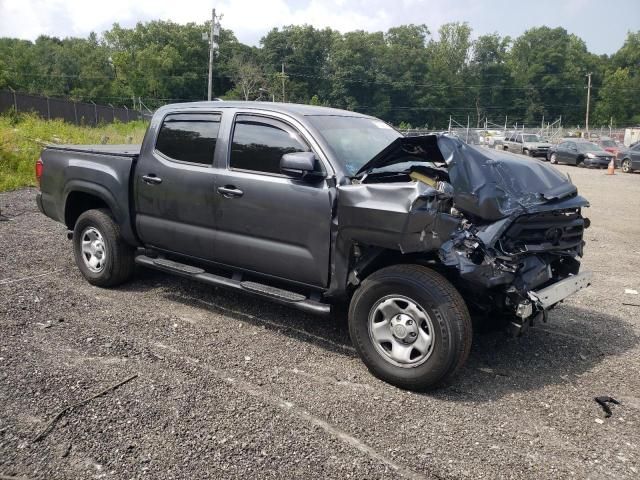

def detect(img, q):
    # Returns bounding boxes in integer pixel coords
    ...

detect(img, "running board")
[134,255,330,315]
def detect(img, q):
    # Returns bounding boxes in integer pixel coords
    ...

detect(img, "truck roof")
[156,101,372,118]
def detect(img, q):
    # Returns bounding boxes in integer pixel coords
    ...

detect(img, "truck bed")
[38,143,140,245]
[45,144,141,158]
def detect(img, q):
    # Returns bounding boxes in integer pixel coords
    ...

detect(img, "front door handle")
[217,185,244,198]
[142,174,162,185]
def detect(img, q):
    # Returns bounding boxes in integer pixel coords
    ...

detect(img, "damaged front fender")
[337,181,460,254]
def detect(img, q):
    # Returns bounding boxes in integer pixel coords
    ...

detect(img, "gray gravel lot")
[1,165,639,479]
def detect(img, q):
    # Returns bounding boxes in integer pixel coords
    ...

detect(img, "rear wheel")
[73,209,134,287]
[622,159,632,173]
[349,264,472,391]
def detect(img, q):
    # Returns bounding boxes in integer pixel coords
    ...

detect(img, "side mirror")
[280,152,324,180]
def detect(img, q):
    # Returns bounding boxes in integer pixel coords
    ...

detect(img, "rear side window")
[155,113,221,164]
[230,116,309,174]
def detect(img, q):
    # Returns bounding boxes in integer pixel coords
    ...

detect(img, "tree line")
[0,21,638,128]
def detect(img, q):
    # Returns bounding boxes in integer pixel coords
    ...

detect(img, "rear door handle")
[217,185,244,198]
[142,174,162,185]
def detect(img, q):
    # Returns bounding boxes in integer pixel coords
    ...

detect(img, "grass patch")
[0,113,148,192]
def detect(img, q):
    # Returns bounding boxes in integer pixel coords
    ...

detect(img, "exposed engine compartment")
[336,135,590,326]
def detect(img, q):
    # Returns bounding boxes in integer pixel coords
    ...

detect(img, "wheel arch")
[63,181,139,245]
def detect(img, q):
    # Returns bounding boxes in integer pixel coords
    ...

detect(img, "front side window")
[155,113,221,164]
[230,116,310,174]
[577,142,603,153]
[523,134,541,142]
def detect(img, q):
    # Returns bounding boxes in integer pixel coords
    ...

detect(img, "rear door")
[514,134,524,153]
[134,112,222,261]
[212,113,333,287]
[566,142,579,164]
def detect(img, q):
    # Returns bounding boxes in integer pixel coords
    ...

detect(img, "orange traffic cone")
[607,158,615,175]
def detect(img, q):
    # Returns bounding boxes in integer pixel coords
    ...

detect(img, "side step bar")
[134,255,331,316]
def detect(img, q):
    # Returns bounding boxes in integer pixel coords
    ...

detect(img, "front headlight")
[586,153,596,158]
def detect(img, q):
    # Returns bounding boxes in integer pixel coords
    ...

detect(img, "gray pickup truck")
[502,132,553,157]
[36,101,592,390]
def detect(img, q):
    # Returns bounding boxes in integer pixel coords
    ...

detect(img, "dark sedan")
[616,143,640,173]
[547,140,615,168]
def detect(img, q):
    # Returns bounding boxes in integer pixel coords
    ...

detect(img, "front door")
[213,114,333,287]
[630,144,640,169]
[134,112,222,261]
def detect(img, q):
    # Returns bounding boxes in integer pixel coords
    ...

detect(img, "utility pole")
[585,72,592,139]
[207,9,221,101]
[281,63,286,102]
[609,116,613,137]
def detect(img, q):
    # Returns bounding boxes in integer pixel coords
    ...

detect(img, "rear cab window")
[229,114,311,175]
[155,113,221,165]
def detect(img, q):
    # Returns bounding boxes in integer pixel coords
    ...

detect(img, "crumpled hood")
[354,135,587,221]
[438,136,587,220]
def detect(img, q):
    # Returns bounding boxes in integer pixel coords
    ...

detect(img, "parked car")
[547,140,615,167]
[501,132,552,157]
[616,143,640,173]
[35,101,592,391]
[483,130,505,147]
[598,137,624,157]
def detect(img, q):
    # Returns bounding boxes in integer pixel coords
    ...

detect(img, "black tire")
[523,149,531,156]
[348,264,472,391]
[622,159,632,173]
[73,208,134,287]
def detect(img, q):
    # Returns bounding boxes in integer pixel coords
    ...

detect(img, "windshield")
[577,142,604,153]
[307,116,402,175]
[522,134,542,142]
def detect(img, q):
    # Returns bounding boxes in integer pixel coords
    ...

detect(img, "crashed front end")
[337,135,591,333]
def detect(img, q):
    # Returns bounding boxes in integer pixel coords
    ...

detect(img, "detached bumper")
[530,271,592,309]
[510,271,592,336]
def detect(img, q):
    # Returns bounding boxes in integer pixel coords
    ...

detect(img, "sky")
[0,0,638,55]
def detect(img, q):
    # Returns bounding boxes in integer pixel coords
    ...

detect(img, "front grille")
[500,209,584,254]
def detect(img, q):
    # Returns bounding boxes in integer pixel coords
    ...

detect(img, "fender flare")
[63,180,124,225]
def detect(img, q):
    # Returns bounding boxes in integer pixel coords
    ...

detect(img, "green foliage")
[0,21,638,128]
[0,113,147,191]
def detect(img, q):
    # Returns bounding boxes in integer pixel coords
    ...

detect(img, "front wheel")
[73,208,135,287]
[349,265,472,391]
[550,153,558,164]
[622,159,632,173]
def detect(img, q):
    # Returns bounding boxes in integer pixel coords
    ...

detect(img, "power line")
[6,70,640,93]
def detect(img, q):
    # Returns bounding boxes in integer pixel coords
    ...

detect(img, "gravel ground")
[1,165,639,479]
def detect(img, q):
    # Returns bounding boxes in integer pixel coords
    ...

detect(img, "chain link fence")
[0,90,149,126]
[400,125,634,146]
